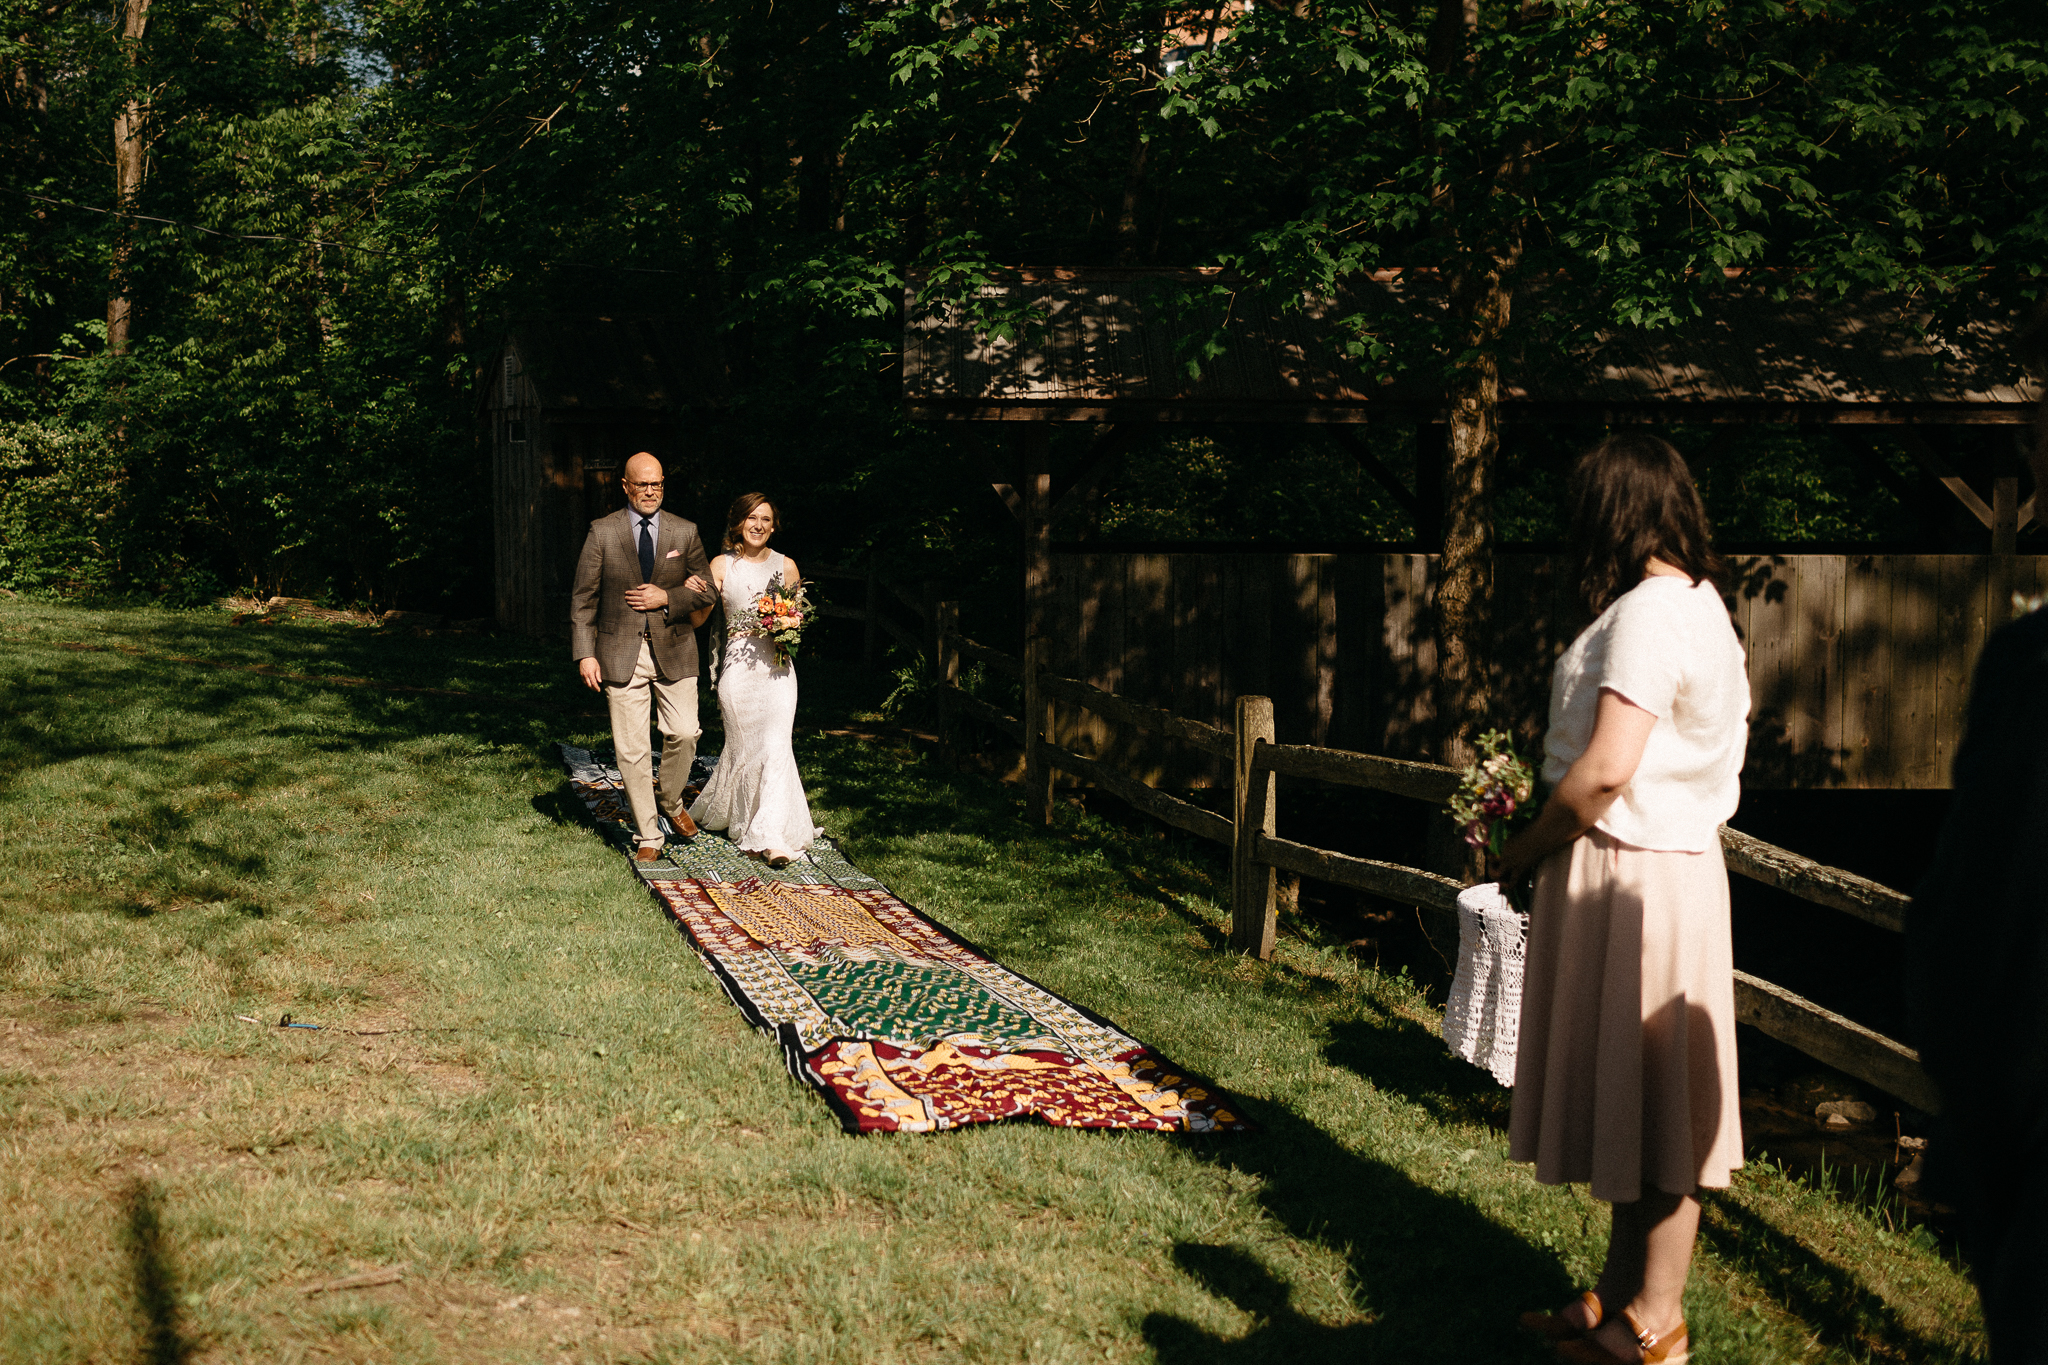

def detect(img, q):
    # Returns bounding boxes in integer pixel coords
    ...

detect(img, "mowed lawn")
[0,598,1985,1365]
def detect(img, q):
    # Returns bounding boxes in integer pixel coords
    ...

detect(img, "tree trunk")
[1427,229,1519,880]
[1433,234,1518,772]
[105,0,151,356]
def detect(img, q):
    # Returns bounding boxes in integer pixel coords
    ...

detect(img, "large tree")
[1152,0,2048,776]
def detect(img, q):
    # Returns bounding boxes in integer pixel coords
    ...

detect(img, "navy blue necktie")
[637,516,655,585]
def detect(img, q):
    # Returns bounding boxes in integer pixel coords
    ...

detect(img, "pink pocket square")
[665,549,682,558]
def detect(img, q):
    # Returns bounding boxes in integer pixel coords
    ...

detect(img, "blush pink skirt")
[1508,827,1744,1203]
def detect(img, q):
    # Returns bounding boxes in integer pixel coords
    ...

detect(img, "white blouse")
[1542,574,1750,853]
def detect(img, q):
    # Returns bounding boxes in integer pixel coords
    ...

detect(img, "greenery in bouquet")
[1447,729,1537,859]
[751,580,812,667]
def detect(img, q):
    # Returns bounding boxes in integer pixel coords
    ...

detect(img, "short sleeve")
[1599,584,1684,719]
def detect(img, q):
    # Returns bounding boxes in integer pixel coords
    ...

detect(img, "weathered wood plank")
[1253,833,1463,913]
[1254,742,1461,803]
[1733,970,1940,1115]
[1314,555,1339,747]
[1843,554,1894,787]
[1231,696,1278,957]
[1894,555,1942,787]
[1742,556,1796,787]
[948,633,1023,678]
[819,602,924,655]
[1037,672,1234,756]
[1800,553,1847,787]
[1332,553,1372,752]
[1718,825,1908,933]
[1381,553,1435,759]
[1040,741,1234,845]
[947,687,1024,744]
[1126,553,1175,782]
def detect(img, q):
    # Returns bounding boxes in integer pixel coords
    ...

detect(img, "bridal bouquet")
[1447,728,1537,858]
[749,581,811,667]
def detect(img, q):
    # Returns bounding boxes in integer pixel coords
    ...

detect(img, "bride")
[686,492,816,867]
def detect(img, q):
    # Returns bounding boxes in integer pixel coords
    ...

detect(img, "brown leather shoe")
[670,808,699,839]
[636,845,664,863]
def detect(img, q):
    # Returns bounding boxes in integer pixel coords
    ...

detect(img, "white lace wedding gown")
[688,550,816,854]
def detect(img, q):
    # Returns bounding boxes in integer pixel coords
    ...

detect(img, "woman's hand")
[1481,689,1659,896]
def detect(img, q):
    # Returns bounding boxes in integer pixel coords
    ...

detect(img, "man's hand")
[577,656,604,692]
[624,583,669,612]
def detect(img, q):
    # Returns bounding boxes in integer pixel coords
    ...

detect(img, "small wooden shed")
[481,316,722,636]
[903,268,2042,788]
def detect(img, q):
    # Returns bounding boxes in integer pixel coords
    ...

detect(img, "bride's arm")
[781,556,800,590]
[690,556,727,629]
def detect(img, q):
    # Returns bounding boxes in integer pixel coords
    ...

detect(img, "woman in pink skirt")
[1495,434,1749,1365]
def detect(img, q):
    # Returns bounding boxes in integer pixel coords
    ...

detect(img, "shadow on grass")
[1323,1015,1514,1135]
[123,1179,193,1365]
[1698,1188,1973,1365]
[1148,1106,1564,1363]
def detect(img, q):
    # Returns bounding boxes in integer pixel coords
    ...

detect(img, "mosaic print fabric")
[557,744,1250,1135]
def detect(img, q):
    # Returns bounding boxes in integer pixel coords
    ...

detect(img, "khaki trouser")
[605,639,700,849]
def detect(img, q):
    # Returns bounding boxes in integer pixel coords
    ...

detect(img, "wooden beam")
[1040,740,1234,845]
[1897,430,1995,529]
[1023,636,1054,826]
[1037,672,1234,757]
[1253,741,1462,803]
[934,599,960,767]
[1336,426,1422,518]
[1733,970,1941,1114]
[1994,476,2019,556]
[975,430,1025,523]
[1049,423,1142,529]
[1023,424,1052,641]
[818,601,924,655]
[946,632,1023,678]
[1717,826,1908,933]
[1253,832,1464,914]
[947,687,1024,745]
[1231,698,1278,957]
[907,401,2036,427]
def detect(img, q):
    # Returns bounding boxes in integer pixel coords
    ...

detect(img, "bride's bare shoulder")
[780,554,800,585]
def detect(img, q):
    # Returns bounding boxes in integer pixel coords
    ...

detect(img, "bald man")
[569,452,717,861]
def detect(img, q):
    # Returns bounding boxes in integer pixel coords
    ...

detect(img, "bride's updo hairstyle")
[1568,433,1726,616]
[723,492,778,553]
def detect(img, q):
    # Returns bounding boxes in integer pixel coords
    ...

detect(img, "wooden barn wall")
[1047,552,2048,791]
[490,403,677,638]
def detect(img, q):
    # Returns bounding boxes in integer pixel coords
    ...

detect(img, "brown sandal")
[1555,1307,1688,1364]
[1519,1290,1603,1341]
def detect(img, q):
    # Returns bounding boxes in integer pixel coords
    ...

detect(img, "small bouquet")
[748,580,811,667]
[1447,728,1537,859]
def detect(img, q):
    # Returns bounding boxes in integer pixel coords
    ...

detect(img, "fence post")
[1230,694,1277,958]
[862,557,881,670]
[934,600,960,769]
[1023,636,1054,826]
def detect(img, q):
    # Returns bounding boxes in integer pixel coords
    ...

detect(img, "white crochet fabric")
[1442,882,1528,1087]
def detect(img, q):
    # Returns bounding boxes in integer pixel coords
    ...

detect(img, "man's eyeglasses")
[624,479,665,492]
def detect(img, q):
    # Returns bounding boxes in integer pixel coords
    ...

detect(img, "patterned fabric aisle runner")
[557,744,1251,1135]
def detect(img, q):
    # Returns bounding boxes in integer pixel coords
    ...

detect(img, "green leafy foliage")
[1,0,2042,611]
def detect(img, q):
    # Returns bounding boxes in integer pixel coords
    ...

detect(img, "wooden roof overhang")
[902,267,2038,426]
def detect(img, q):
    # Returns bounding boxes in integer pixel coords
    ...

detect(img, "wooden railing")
[935,628,1942,1116]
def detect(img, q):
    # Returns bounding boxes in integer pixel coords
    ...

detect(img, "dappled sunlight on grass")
[0,598,1988,1363]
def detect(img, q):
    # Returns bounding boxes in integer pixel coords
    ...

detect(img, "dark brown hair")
[1568,433,1726,615]
[722,492,778,553]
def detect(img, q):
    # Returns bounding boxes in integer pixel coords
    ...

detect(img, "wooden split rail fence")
[806,566,1939,1116]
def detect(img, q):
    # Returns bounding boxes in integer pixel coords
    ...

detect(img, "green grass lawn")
[0,597,1986,1364]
